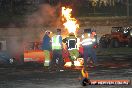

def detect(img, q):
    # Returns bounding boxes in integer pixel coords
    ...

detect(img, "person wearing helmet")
[63,32,79,67]
[81,29,97,68]
[50,29,64,70]
[42,31,52,67]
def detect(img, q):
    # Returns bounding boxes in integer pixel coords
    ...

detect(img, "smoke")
[27,4,62,28]
[25,3,67,42]
[4,4,65,61]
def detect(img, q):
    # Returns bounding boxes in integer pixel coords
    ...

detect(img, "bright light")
[81,38,93,46]
[92,38,96,42]
[88,33,91,37]
[62,7,79,34]
[130,30,132,36]
[64,58,83,67]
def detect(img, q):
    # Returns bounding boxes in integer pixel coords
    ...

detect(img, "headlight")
[9,58,14,64]
[130,33,132,36]
[124,30,128,33]
[130,30,132,36]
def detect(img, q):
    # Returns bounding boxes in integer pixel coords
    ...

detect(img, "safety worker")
[42,31,52,67]
[81,29,97,68]
[63,32,79,67]
[50,29,64,70]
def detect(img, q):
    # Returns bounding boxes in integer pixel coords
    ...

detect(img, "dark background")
[0,0,132,22]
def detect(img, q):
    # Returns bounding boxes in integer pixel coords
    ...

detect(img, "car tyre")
[110,39,120,48]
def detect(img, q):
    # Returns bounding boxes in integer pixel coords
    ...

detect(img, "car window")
[111,27,123,33]
[25,42,42,50]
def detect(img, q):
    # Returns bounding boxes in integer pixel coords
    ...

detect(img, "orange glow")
[64,58,83,67]
[62,7,79,34]
[81,67,89,78]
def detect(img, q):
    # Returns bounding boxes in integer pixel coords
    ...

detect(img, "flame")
[62,7,79,34]
[81,67,89,78]
[64,58,84,67]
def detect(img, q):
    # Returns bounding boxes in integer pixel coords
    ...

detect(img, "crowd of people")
[42,28,97,71]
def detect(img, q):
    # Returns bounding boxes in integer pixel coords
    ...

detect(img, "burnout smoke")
[27,4,61,28]
[3,4,63,62]
[26,4,66,41]
[4,4,67,60]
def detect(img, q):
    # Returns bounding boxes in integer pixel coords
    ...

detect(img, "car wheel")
[128,38,132,48]
[9,58,14,64]
[110,39,120,48]
[100,40,107,48]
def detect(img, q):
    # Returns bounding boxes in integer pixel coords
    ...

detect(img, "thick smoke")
[3,4,63,63]
[27,4,62,28]
[25,4,65,41]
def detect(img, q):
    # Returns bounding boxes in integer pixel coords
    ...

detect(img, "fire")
[64,58,84,67]
[81,67,89,78]
[62,7,79,34]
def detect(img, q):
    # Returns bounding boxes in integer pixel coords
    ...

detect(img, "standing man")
[50,29,64,70]
[81,29,97,68]
[63,33,79,67]
[42,31,52,67]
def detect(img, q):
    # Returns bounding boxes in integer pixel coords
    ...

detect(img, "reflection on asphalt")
[0,56,132,88]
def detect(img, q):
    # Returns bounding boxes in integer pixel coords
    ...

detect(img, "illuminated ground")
[0,55,132,88]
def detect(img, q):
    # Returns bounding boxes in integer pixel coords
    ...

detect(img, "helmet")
[57,28,61,32]
[84,28,92,33]
[45,30,50,35]
[69,32,75,36]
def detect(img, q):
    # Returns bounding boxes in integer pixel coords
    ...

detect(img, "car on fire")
[24,28,98,67]
[24,41,84,67]
[24,42,46,63]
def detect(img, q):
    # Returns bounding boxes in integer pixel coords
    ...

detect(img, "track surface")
[0,55,132,88]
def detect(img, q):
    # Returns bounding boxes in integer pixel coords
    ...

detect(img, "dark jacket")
[42,34,51,51]
[63,35,77,50]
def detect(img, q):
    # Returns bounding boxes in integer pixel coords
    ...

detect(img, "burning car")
[24,42,47,63]
[23,6,88,67]
[24,41,83,67]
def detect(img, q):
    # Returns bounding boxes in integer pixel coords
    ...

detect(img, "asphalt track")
[0,55,132,88]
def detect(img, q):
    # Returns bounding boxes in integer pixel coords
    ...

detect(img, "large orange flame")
[62,7,79,34]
